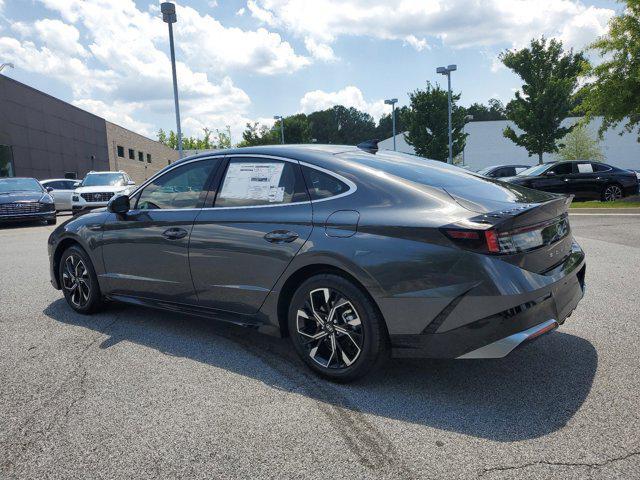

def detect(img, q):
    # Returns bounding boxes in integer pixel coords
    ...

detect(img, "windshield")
[518,164,550,176]
[0,178,43,193]
[81,173,125,187]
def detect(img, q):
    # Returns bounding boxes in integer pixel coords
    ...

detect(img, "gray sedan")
[47,145,586,382]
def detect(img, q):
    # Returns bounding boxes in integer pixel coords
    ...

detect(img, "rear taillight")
[443,215,570,255]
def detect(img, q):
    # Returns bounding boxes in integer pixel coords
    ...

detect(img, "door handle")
[264,230,299,243]
[162,227,188,240]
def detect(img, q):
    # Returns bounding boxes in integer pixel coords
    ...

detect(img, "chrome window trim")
[125,152,357,213]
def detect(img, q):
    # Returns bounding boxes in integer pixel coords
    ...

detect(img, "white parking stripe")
[570,213,640,216]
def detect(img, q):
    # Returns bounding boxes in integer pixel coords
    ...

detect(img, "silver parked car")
[40,178,80,211]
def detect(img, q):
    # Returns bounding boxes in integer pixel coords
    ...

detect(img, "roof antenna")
[356,139,379,153]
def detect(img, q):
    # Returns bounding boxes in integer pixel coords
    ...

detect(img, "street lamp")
[384,98,398,150]
[273,115,285,144]
[462,114,473,166]
[436,64,457,164]
[0,62,14,73]
[161,2,183,159]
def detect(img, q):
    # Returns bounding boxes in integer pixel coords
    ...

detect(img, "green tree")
[239,122,279,147]
[501,37,587,164]
[581,0,640,140]
[465,98,507,121]
[307,106,377,144]
[280,114,312,144]
[405,82,467,161]
[375,106,410,139]
[556,123,605,161]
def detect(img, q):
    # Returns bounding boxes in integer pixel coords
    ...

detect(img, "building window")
[0,145,15,177]
[128,148,135,160]
[117,146,124,157]
[146,153,152,163]
[138,151,144,162]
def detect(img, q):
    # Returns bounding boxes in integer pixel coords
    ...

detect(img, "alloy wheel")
[295,287,364,369]
[62,254,91,308]
[604,185,623,201]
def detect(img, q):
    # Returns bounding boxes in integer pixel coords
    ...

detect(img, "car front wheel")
[59,245,103,314]
[288,274,388,382]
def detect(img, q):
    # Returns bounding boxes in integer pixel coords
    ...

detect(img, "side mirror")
[73,181,81,188]
[45,186,54,193]
[107,194,130,215]
[127,180,136,186]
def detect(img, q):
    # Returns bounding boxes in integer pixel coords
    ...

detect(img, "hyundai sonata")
[48,145,585,381]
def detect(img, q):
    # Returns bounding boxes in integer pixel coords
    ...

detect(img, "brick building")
[0,75,178,183]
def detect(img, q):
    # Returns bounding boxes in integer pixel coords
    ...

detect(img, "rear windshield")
[341,150,506,188]
[0,178,43,193]
[339,150,555,207]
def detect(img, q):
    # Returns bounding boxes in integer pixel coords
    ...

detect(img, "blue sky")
[0,0,623,143]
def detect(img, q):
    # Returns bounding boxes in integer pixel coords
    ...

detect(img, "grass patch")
[571,200,640,208]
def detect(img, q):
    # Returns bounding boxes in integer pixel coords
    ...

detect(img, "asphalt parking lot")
[1,213,639,479]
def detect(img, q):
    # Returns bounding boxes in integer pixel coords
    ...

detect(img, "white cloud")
[248,0,614,52]
[208,0,218,7]
[33,19,88,57]
[304,37,336,61]
[176,5,309,75]
[73,99,154,137]
[236,7,246,16]
[300,86,388,119]
[2,0,313,142]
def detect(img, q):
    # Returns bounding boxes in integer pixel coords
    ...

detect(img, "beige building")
[106,121,179,184]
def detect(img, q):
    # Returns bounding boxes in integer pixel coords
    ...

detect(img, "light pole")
[273,115,285,144]
[462,114,473,166]
[0,62,14,73]
[161,2,183,159]
[384,98,398,150]
[436,64,457,164]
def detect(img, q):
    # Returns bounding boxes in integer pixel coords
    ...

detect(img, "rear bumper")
[389,259,585,359]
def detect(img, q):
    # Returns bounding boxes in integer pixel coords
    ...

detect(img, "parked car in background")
[504,160,639,201]
[476,164,530,178]
[72,171,135,214]
[49,145,585,381]
[41,178,79,212]
[0,177,56,225]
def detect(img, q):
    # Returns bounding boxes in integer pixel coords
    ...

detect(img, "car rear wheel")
[288,274,388,382]
[59,246,103,314]
[46,218,57,225]
[602,184,623,202]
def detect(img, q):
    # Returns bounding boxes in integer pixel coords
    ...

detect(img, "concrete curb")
[570,208,640,214]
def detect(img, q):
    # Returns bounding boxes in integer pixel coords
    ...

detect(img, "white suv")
[72,171,135,214]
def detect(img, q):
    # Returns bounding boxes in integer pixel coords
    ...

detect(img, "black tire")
[288,274,388,382]
[59,245,103,314]
[601,183,623,202]
[46,218,57,225]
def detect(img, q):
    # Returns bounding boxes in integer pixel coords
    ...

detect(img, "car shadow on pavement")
[44,299,597,443]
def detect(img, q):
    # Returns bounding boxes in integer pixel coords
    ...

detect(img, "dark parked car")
[504,160,639,201]
[0,177,56,225]
[476,164,530,178]
[48,145,585,381]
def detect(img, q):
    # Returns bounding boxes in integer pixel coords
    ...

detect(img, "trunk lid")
[445,185,575,274]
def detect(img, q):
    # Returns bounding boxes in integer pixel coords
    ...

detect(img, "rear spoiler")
[480,195,573,232]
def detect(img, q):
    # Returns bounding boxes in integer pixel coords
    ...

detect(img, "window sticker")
[577,163,593,173]
[220,162,285,202]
